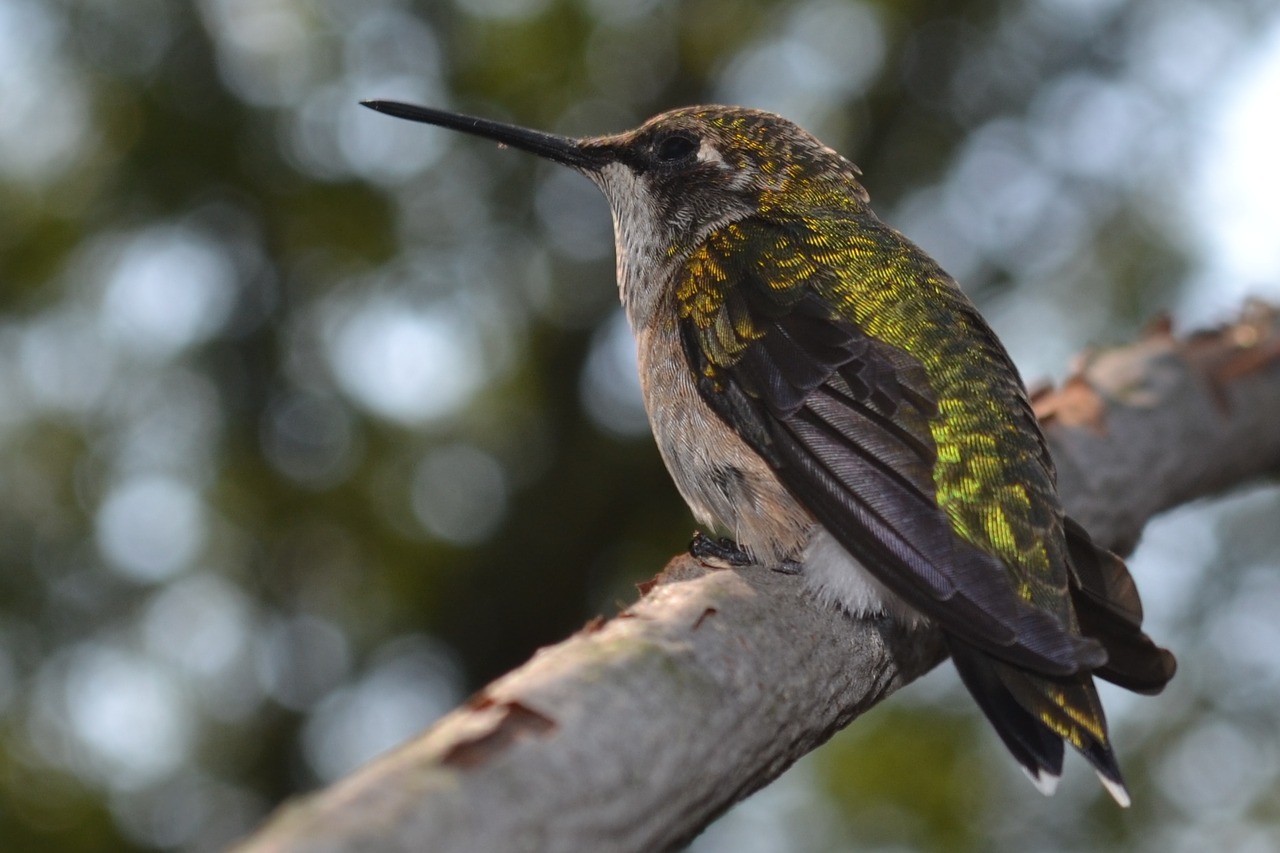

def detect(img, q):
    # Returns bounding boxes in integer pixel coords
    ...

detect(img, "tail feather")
[997,661,1125,791]
[948,638,1130,806]
[949,639,1064,784]
[944,521,1174,805]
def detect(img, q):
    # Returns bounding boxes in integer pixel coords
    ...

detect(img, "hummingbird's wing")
[1064,517,1176,693]
[676,215,1106,676]
[676,213,1176,801]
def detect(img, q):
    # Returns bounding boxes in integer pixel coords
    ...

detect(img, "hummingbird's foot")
[773,558,804,575]
[689,531,756,569]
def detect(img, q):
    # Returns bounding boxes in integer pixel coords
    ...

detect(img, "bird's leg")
[689,530,756,568]
[774,558,803,576]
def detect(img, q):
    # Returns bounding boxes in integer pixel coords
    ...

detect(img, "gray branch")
[230,302,1280,853]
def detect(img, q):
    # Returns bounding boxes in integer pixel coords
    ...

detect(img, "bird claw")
[773,558,803,576]
[689,531,756,568]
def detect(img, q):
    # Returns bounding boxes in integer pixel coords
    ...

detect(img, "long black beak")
[361,100,609,171]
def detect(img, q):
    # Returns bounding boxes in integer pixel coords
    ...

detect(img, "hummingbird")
[361,100,1176,804]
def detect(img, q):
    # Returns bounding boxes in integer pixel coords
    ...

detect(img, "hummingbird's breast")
[633,320,814,561]
[631,316,925,626]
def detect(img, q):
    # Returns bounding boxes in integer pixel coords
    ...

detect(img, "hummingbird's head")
[579,105,869,258]
[360,101,868,322]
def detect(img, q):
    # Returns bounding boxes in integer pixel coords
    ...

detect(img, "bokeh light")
[326,296,488,424]
[95,476,206,583]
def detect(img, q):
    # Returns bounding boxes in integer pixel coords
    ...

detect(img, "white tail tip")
[1022,766,1061,797]
[1098,772,1132,808]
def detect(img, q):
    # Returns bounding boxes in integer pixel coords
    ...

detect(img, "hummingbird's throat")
[591,162,675,329]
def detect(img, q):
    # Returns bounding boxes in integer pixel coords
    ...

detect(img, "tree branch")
[230,302,1280,853]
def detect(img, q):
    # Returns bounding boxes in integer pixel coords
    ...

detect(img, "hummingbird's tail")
[948,639,1130,806]
[945,520,1176,806]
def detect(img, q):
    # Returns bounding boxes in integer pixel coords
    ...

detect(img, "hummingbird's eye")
[655,132,699,163]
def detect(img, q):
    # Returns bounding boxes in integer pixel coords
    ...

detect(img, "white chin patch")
[801,529,927,628]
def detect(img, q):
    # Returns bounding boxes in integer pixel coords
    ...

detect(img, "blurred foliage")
[1,0,1279,851]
